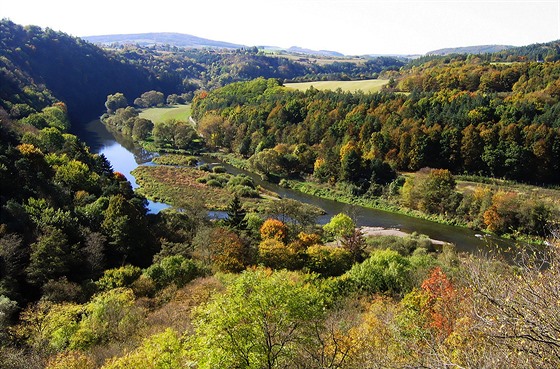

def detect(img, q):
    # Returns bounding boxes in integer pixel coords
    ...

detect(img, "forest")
[1,19,560,369]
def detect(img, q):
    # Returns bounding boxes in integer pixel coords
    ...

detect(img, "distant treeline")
[192,64,560,185]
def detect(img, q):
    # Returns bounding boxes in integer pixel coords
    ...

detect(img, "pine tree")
[224,195,247,231]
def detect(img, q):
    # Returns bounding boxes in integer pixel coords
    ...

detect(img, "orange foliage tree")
[259,218,288,242]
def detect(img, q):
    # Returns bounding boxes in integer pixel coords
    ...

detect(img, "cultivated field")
[139,104,191,124]
[285,79,389,93]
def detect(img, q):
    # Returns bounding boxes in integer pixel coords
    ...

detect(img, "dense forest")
[1,20,560,369]
[188,71,559,236]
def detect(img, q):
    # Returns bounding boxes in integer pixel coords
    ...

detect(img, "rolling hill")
[83,32,244,49]
[427,44,514,55]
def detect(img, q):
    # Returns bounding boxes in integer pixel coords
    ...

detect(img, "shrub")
[227,174,255,188]
[96,265,142,292]
[306,245,353,276]
[260,218,288,242]
[212,165,227,173]
[206,179,222,187]
[232,184,259,198]
[258,239,298,270]
[143,255,199,289]
[346,249,411,295]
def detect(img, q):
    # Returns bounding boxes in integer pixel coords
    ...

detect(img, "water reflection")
[73,119,169,214]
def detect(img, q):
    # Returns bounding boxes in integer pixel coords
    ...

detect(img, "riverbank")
[360,226,448,245]
[207,153,468,227]
[206,153,552,246]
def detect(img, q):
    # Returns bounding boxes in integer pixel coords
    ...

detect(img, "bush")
[143,255,199,289]
[306,245,353,276]
[206,179,223,187]
[345,249,412,295]
[232,184,259,198]
[96,265,142,292]
[366,233,434,256]
[258,239,298,270]
[212,165,227,173]
[227,174,255,188]
[198,163,211,172]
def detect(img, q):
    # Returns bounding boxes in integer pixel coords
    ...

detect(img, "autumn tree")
[192,226,248,272]
[260,218,288,242]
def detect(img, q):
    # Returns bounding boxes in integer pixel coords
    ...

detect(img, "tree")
[193,226,248,272]
[131,118,154,141]
[340,148,363,183]
[101,194,153,267]
[260,218,288,242]
[26,227,72,286]
[101,328,187,369]
[190,269,325,369]
[346,249,412,295]
[134,91,165,108]
[402,168,461,215]
[465,235,560,368]
[306,245,353,277]
[258,238,298,270]
[105,93,128,114]
[323,213,355,243]
[224,195,247,231]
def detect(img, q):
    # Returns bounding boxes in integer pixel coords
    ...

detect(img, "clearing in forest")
[139,104,192,124]
[285,79,389,93]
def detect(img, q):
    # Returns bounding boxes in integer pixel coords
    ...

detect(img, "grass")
[452,175,560,203]
[132,165,228,209]
[139,104,192,124]
[131,161,275,211]
[284,79,389,93]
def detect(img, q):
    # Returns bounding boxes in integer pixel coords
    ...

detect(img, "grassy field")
[139,104,191,124]
[285,79,389,93]
[132,165,236,210]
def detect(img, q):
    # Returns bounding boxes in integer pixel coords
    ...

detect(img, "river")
[74,119,513,254]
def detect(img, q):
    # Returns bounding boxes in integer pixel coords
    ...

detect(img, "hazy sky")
[2,0,559,55]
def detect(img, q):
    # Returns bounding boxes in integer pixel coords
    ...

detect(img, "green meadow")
[139,104,192,123]
[285,79,389,93]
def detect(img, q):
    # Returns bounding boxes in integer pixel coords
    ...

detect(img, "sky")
[2,0,559,55]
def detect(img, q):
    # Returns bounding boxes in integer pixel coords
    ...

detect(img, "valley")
[1,19,559,369]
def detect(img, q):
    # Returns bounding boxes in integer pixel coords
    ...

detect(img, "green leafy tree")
[346,249,412,295]
[105,93,128,114]
[190,269,325,369]
[26,227,72,286]
[143,255,199,289]
[95,265,142,292]
[131,118,154,141]
[340,146,363,183]
[323,213,355,243]
[101,328,188,369]
[101,194,153,267]
[134,90,165,108]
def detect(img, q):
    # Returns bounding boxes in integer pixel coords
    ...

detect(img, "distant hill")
[286,46,344,57]
[83,32,245,49]
[84,33,348,57]
[427,45,514,55]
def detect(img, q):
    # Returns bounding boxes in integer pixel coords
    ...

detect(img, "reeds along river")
[75,119,516,255]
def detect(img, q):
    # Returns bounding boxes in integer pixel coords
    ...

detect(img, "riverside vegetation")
[1,19,560,369]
